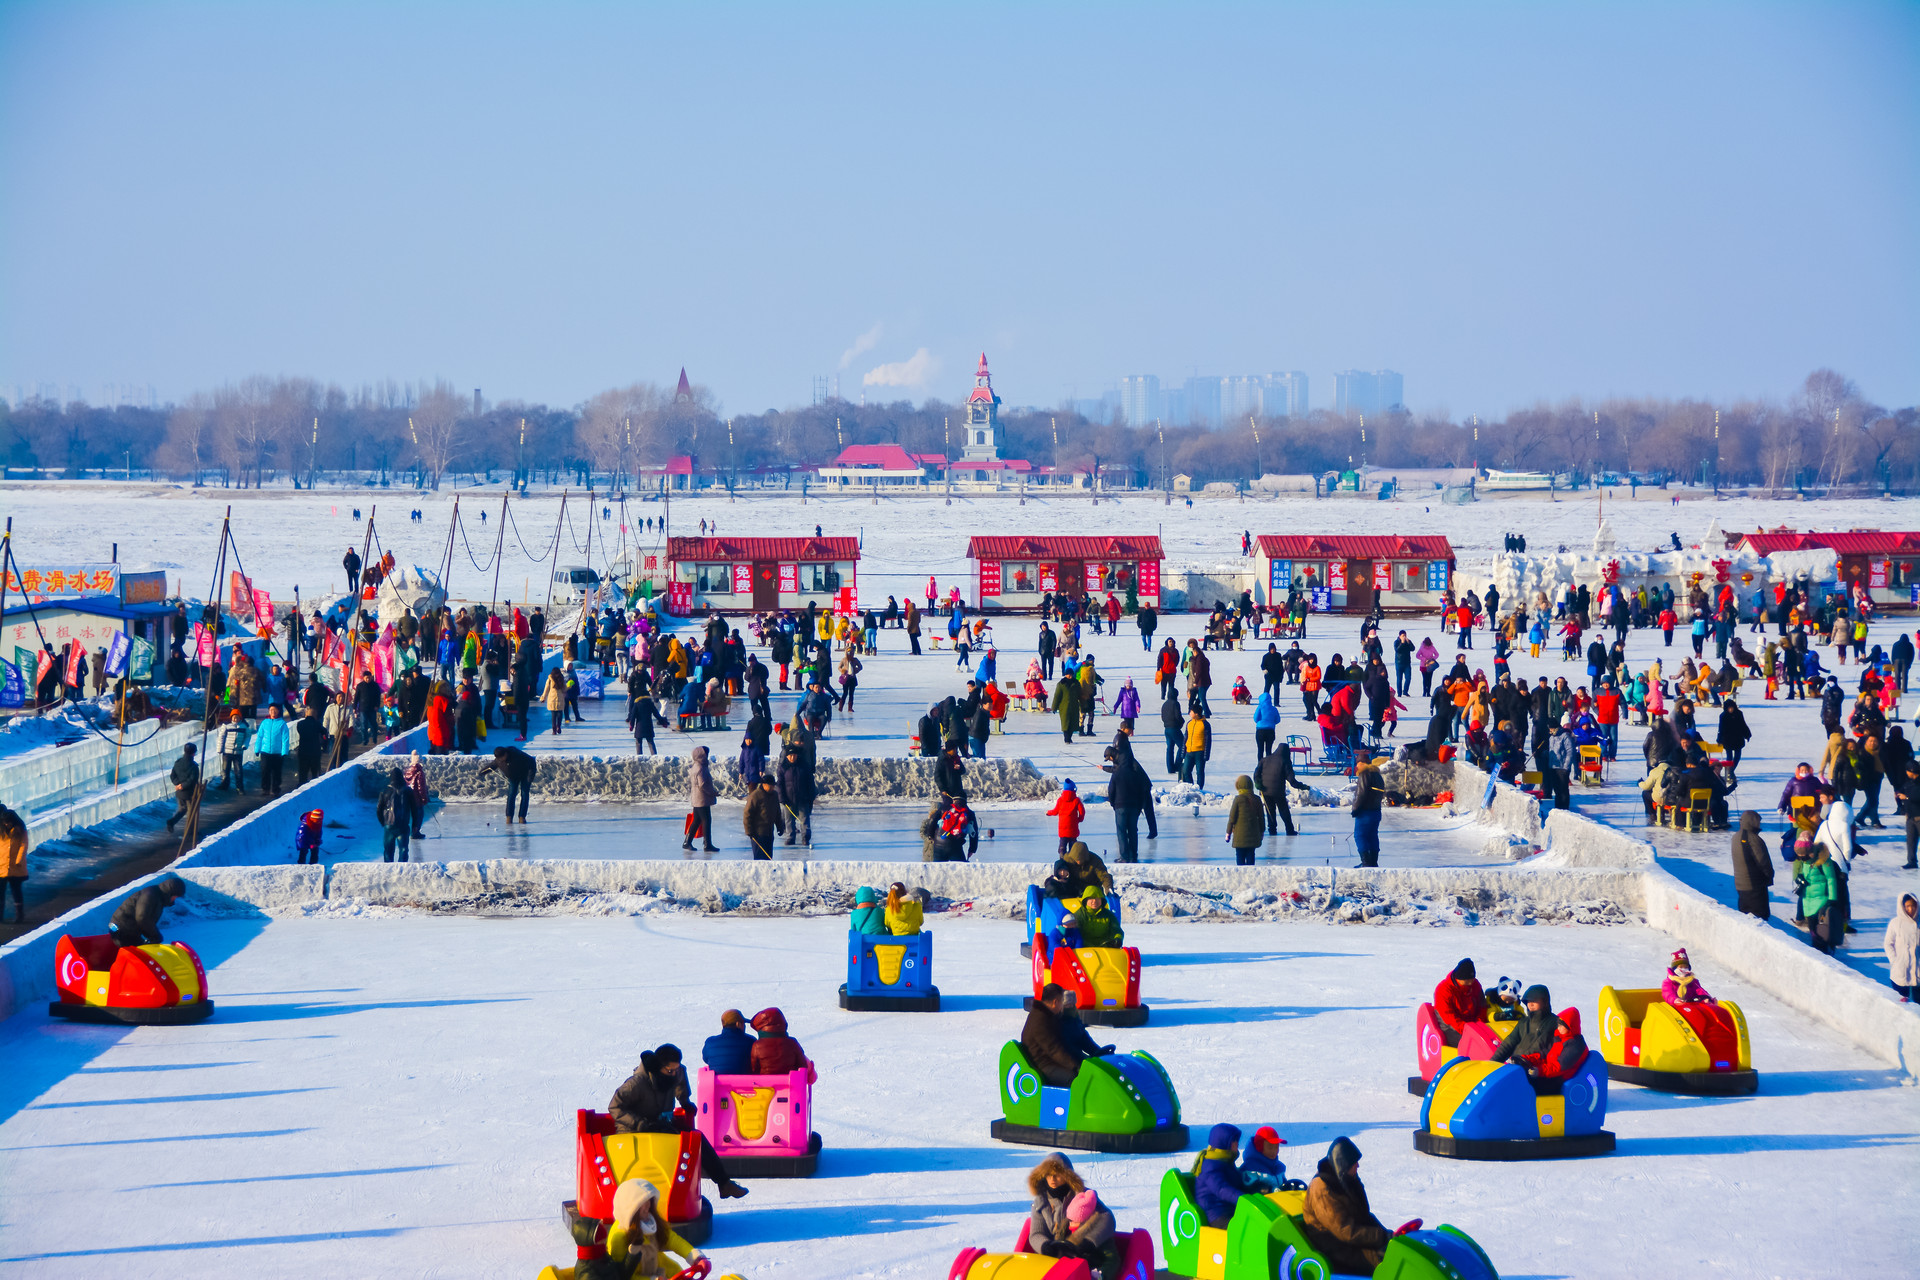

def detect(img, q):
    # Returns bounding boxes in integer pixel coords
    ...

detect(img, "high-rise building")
[1265,372,1308,417]
[1119,374,1159,427]
[1182,376,1222,428]
[1334,370,1404,417]
[1220,375,1264,426]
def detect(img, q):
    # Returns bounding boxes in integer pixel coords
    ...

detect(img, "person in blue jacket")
[701,1009,757,1075]
[1241,1125,1290,1192]
[1195,1122,1250,1228]
[851,886,888,935]
[1253,690,1282,761]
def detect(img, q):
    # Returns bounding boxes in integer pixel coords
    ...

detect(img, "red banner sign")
[1038,563,1058,593]
[1138,561,1159,596]
[1328,561,1347,591]
[779,563,797,593]
[1084,562,1103,593]
[979,561,1002,597]
[732,564,752,595]
[1870,559,1889,589]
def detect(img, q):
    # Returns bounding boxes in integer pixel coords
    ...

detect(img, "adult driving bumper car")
[569,1109,713,1245]
[49,934,213,1024]
[1413,1031,1614,1160]
[1406,1002,1514,1096]
[990,1040,1188,1154]
[839,928,940,1012]
[1597,986,1758,1095]
[949,1222,1156,1280]
[1158,1168,1498,1280]
[694,1066,822,1177]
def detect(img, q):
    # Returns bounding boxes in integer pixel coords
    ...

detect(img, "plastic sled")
[840,928,940,1012]
[695,1066,821,1177]
[1598,986,1757,1095]
[1414,1047,1614,1160]
[49,934,213,1025]
[950,1223,1155,1280]
[1022,884,1123,959]
[1159,1166,1497,1280]
[990,1040,1187,1153]
[571,1110,714,1245]
[1407,1002,1514,1095]
[1027,933,1146,1027]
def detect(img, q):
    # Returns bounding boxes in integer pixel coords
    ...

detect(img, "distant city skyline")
[2,4,1915,418]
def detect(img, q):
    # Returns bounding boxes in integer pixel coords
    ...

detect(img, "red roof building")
[1254,534,1456,613]
[1732,529,1920,601]
[666,536,859,613]
[965,535,1165,609]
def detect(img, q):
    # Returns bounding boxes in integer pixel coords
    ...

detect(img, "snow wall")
[1488,547,1838,604]
[392,753,1057,804]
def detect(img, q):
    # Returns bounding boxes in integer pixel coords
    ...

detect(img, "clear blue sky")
[2,2,1915,418]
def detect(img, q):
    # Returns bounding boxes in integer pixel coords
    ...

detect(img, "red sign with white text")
[979,561,1002,597]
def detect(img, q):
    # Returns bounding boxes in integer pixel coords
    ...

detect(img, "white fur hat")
[611,1178,659,1234]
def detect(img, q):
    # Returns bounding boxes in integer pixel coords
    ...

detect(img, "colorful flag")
[0,659,22,708]
[194,623,217,667]
[253,588,273,628]
[105,630,132,677]
[371,632,396,689]
[130,637,154,681]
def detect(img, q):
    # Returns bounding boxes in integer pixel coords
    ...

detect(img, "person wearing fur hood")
[608,1177,703,1278]
[1025,1153,1119,1277]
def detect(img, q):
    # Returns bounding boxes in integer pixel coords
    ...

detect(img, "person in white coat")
[1885,893,1919,1001]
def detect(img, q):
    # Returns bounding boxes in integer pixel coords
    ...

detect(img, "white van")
[551,565,602,604]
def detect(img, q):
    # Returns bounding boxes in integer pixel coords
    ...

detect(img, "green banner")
[130,637,155,681]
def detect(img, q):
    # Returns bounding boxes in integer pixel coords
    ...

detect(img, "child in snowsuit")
[1046,780,1086,855]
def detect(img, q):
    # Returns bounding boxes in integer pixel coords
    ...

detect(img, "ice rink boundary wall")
[402,753,1058,803]
[1453,761,1920,1078]
[0,725,426,1023]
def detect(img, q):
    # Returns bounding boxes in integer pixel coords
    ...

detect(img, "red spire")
[675,367,692,399]
[976,352,989,377]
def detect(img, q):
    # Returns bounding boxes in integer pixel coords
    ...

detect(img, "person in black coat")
[1160,693,1185,776]
[627,691,666,756]
[916,704,942,757]
[777,747,816,847]
[1716,699,1751,776]
[1136,604,1158,652]
[935,743,967,801]
[110,874,186,946]
[1105,732,1153,862]
[1256,747,1300,836]
[293,709,326,784]
[1037,623,1058,680]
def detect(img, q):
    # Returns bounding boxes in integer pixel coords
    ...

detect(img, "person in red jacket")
[1047,780,1087,855]
[1432,958,1488,1047]
[1594,681,1623,760]
[1658,606,1678,647]
[748,1007,813,1076]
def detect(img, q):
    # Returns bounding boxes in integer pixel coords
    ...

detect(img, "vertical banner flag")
[65,639,85,686]
[371,633,396,689]
[105,630,132,677]
[0,659,22,708]
[194,623,217,667]
[253,589,273,629]
[230,571,253,621]
[130,637,155,681]
[19,646,46,687]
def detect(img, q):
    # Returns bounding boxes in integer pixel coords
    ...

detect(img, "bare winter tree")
[160,396,214,483]
[213,377,284,487]
[579,383,663,487]
[411,380,465,489]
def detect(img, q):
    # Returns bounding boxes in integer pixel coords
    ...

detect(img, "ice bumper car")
[1407,1002,1513,1096]
[950,1222,1155,1280]
[1027,933,1146,1027]
[694,1066,821,1177]
[49,934,213,1025]
[569,1109,713,1245]
[1022,885,1123,960]
[1597,986,1757,1095]
[991,1040,1188,1154]
[1414,1046,1614,1160]
[839,928,940,1012]
[1159,1168,1497,1280]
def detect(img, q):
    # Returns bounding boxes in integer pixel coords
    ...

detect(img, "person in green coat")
[851,886,888,935]
[1227,775,1265,866]
[1796,845,1843,954]
[1072,891,1124,948]
[1051,675,1084,745]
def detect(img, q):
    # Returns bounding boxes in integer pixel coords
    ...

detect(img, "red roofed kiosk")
[965,535,1165,611]
[1255,535,1456,613]
[667,536,859,615]
[1733,529,1920,606]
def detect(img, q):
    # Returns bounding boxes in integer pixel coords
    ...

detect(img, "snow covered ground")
[1,913,1915,1279]
[6,485,1920,1277]
[0,479,1903,612]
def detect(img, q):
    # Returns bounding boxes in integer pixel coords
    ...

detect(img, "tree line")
[2,368,1913,494]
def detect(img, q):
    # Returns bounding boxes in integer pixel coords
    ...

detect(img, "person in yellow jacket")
[884,881,923,934]
[0,803,27,923]
[538,1177,705,1279]
[1182,710,1212,789]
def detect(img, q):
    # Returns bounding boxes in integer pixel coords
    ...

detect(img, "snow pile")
[1379,752,1452,801]
[396,753,1056,803]
[373,563,446,626]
